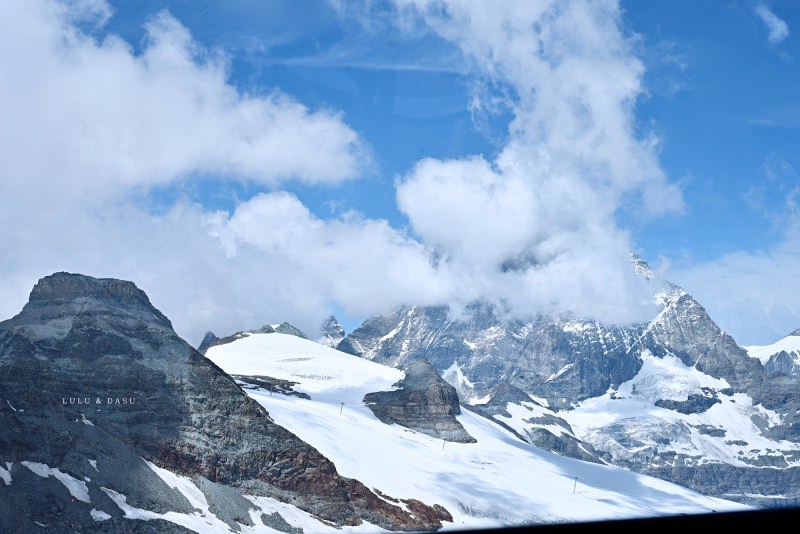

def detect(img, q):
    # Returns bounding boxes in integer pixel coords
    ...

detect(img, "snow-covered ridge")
[562,351,800,468]
[204,331,748,530]
[744,333,800,365]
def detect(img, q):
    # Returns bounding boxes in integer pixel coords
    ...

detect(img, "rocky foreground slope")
[0,273,448,532]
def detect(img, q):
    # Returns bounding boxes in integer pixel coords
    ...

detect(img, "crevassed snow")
[563,350,800,467]
[205,333,403,405]
[209,332,748,530]
[0,462,11,485]
[90,509,112,521]
[744,334,800,364]
[21,461,90,502]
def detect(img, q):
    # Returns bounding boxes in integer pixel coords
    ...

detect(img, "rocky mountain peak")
[273,322,307,338]
[197,331,219,354]
[24,271,172,329]
[317,315,345,348]
[1,273,449,532]
[402,358,449,389]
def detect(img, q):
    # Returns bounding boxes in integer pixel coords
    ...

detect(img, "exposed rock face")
[339,303,644,410]
[0,272,448,532]
[338,278,800,508]
[197,331,219,354]
[273,322,307,339]
[765,351,800,381]
[317,315,345,348]
[363,359,476,443]
[471,383,602,464]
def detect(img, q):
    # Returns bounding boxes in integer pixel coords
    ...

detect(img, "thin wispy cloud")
[754,4,789,44]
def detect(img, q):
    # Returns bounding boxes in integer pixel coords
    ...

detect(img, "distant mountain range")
[0,266,798,532]
[334,257,800,508]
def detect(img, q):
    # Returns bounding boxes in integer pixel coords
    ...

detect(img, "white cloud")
[0,0,677,346]
[389,0,678,321]
[0,0,370,342]
[0,0,368,212]
[754,4,789,44]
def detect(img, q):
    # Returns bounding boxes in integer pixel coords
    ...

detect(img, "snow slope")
[560,350,800,468]
[745,332,800,364]
[205,333,749,531]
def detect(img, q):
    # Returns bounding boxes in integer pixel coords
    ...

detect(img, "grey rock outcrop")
[0,272,450,532]
[363,359,476,443]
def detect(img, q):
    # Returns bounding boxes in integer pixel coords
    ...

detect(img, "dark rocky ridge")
[0,272,449,532]
[363,359,476,443]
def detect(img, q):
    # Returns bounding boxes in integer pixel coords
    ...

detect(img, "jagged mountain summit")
[203,329,745,528]
[745,330,800,382]
[0,272,448,533]
[336,262,800,508]
[316,315,346,348]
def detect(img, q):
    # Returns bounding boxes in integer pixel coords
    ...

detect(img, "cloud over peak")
[1,0,678,344]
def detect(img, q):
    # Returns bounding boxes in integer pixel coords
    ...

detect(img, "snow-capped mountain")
[0,273,448,533]
[745,329,800,381]
[204,331,747,529]
[336,262,800,508]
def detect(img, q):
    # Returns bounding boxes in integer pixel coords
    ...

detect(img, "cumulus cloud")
[389,0,680,320]
[754,4,789,44]
[1,0,679,345]
[0,0,368,211]
[0,0,369,341]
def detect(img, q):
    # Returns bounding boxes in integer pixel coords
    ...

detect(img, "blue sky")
[1,0,798,346]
